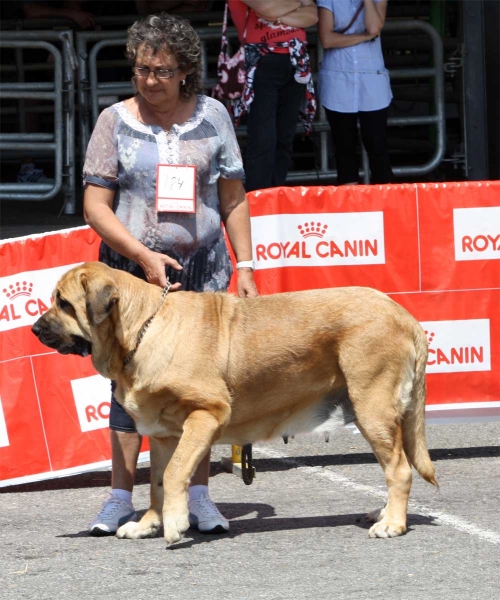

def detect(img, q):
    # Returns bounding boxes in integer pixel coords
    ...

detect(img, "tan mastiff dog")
[32,262,437,545]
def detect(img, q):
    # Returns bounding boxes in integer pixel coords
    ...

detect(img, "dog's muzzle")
[32,318,92,357]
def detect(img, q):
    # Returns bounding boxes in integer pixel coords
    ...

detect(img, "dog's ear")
[80,273,118,327]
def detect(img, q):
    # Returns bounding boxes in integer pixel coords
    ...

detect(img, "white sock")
[111,488,133,505]
[189,485,208,501]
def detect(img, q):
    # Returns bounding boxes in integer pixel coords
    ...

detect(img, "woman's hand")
[137,249,183,290]
[244,0,318,29]
[84,183,182,290]
[237,268,259,298]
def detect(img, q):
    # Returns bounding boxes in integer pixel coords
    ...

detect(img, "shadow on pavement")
[56,508,438,546]
[2,446,498,494]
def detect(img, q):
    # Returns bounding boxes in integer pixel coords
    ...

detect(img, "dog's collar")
[123,280,172,368]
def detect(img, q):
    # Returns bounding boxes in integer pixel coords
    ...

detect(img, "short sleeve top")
[317,0,392,112]
[83,95,244,268]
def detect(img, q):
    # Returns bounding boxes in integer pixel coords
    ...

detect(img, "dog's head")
[32,262,119,358]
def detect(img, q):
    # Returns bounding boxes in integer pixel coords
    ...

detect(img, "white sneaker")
[89,494,137,536]
[188,492,229,534]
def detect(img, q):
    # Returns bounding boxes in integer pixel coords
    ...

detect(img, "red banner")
[1,183,499,486]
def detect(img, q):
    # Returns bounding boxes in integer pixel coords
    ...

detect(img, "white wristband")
[236,260,254,270]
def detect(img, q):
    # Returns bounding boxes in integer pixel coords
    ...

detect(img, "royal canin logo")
[252,212,386,269]
[3,281,34,300]
[0,264,81,333]
[421,319,491,373]
[71,375,112,433]
[453,207,500,261]
[298,222,329,238]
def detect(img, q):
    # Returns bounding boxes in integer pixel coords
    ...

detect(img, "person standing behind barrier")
[83,13,258,536]
[317,0,393,185]
[228,0,318,192]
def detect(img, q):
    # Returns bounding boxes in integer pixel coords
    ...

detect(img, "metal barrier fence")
[0,30,77,214]
[79,19,445,184]
[0,19,445,210]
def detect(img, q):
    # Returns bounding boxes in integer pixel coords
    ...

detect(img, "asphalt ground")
[2,421,499,600]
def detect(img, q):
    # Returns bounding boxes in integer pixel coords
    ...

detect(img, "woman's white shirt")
[317,0,392,113]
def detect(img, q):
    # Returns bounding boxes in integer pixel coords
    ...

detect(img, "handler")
[83,12,258,536]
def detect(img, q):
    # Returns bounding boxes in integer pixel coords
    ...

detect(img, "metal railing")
[0,30,77,213]
[0,19,445,206]
[78,19,445,184]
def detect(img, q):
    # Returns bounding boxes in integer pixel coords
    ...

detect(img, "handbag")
[212,3,249,101]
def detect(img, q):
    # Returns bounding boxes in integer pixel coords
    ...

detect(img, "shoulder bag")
[212,3,249,101]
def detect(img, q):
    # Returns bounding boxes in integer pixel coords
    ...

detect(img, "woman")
[228,0,318,192]
[318,0,393,185]
[83,13,258,536]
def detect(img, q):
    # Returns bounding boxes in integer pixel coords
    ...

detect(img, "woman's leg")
[274,71,306,187]
[110,430,142,492]
[89,395,141,535]
[190,450,211,485]
[359,107,393,184]
[245,53,292,192]
[325,108,359,185]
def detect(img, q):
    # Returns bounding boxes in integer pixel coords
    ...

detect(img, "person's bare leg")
[189,450,211,486]
[89,430,142,534]
[111,430,142,492]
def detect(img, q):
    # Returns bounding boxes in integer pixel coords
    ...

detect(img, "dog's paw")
[367,506,386,523]
[368,520,406,539]
[163,511,190,546]
[116,521,160,539]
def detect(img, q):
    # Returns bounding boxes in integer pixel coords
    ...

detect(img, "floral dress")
[83,95,245,292]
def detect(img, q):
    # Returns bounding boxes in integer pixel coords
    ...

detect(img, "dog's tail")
[402,325,439,487]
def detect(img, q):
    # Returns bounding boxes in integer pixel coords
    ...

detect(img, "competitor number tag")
[156,164,196,213]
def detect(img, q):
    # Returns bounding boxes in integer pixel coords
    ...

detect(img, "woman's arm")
[318,7,374,49]
[83,183,182,289]
[218,178,258,298]
[279,3,318,29]
[240,0,318,28]
[364,0,388,36]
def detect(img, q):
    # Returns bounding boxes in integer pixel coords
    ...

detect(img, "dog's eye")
[58,297,72,311]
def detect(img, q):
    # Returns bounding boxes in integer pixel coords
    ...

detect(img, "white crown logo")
[3,281,34,300]
[298,222,328,238]
[424,330,435,346]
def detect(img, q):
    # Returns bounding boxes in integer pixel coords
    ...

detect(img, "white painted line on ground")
[255,447,500,546]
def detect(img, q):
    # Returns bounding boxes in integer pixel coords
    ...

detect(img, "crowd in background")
[2,0,394,189]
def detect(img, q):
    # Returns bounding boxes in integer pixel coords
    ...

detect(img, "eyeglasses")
[133,66,181,80]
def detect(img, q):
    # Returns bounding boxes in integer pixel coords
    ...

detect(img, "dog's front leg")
[162,409,224,546]
[117,436,178,540]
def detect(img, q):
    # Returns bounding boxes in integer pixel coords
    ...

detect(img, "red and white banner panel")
[1,182,499,486]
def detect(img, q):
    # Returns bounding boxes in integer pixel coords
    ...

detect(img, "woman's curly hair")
[126,13,202,100]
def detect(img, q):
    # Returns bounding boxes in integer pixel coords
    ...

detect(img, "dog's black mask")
[32,320,92,357]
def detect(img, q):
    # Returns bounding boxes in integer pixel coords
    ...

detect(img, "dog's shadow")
[58,503,437,544]
[168,505,437,550]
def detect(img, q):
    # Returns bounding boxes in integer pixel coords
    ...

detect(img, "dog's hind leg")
[349,381,413,539]
[117,436,178,539]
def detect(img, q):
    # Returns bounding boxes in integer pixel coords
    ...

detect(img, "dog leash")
[123,280,172,368]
